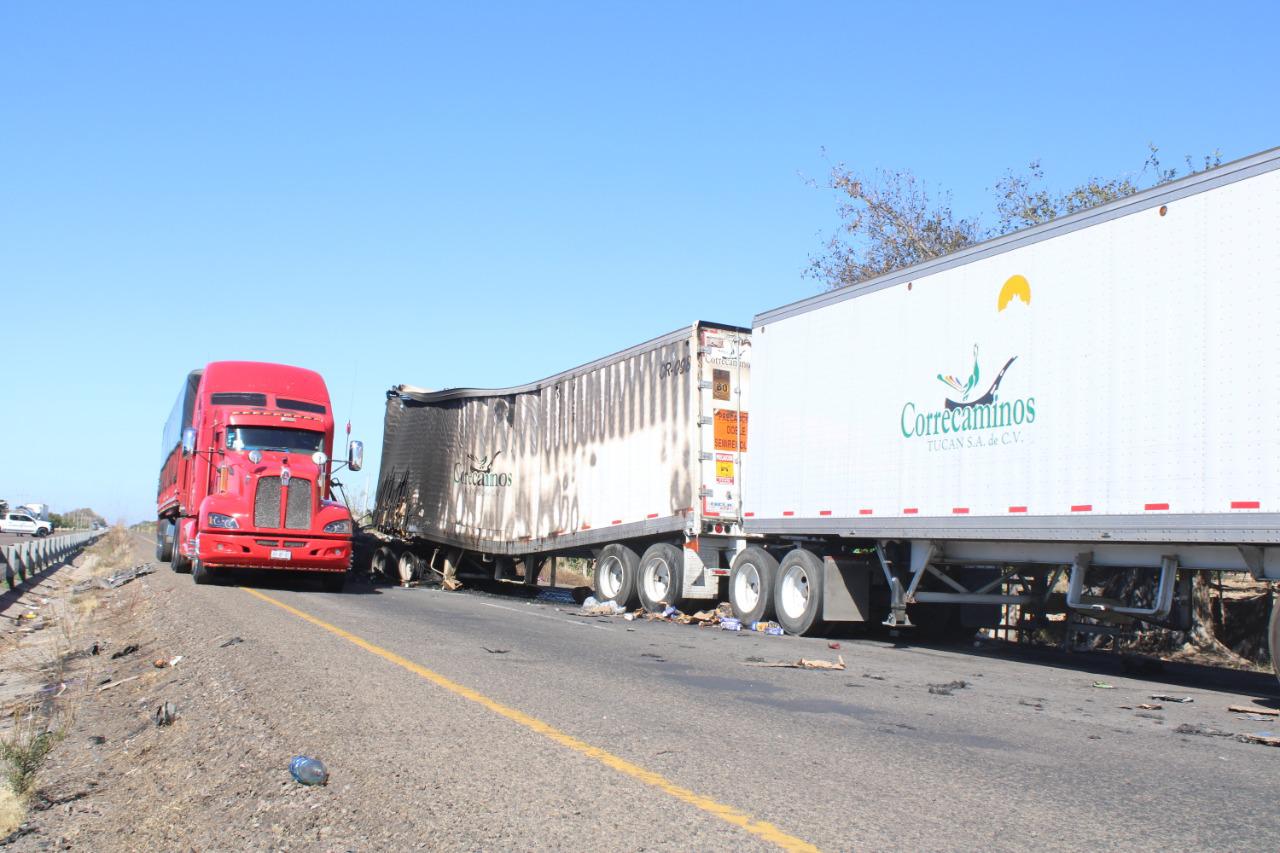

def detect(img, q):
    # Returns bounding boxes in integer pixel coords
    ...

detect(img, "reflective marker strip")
[903,508,918,514]
[1232,501,1261,509]
[647,513,659,519]
[1144,503,1169,511]
[743,512,755,517]
[858,509,873,516]
[1008,506,1027,513]
[818,510,832,516]
[611,520,622,525]
[239,589,821,853]
[952,507,969,515]
[1071,505,1093,512]
[782,511,795,517]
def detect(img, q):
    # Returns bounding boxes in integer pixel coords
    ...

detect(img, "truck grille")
[253,476,314,530]
[255,477,282,528]
[285,479,312,530]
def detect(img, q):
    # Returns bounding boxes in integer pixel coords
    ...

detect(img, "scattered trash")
[1237,713,1274,722]
[1174,723,1231,738]
[749,621,783,635]
[1151,694,1193,704]
[720,617,742,632]
[19,612,38,621]
[578,599,626,617]
[73,563,157,593]
[482,647,510,654]
[928,680,969,696]
[1091,681,1115,689]
[110,644,139,660]
[863,673,886,681]
[220,636,245,648]
[289,755,329,786]
[97,675,142,693]
[582,595,599,608]
[153,655,184,669]
[746,655,845,671]
[640,652,666,662]
[1019,699,1044,710]
[153,701,178,727]
[88,736,106,746]
[828,642,842,650]
[1240,732,1280,747]
[89,642,100,656]
[1227,705,1278,716]
[745,655,766,663]
[623,613,636,621]
[1136,703,1163,711]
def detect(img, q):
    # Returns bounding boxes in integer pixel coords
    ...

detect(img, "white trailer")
[733,147,1280,665]
[372,322,752,611]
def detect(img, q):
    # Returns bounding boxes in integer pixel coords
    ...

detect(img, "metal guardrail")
[1,530,106,591]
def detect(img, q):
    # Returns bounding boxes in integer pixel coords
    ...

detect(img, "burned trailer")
[372,321,752,611]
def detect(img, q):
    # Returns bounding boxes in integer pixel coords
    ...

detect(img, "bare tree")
[809,145,1223,291]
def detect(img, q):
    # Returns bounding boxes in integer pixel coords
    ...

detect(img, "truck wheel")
[156,519,175,563]
[638,543,684,612]
[773,549,825,636]
[397,551,418,585]
[172,528,191,573]
[730,546,779,624]
[594,543,640,609]
[371,546,397,582]
[1270,591,1280,685]
[191,559,214,585]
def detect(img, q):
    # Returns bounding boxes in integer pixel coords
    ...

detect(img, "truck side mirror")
[182,427,196,457]
[348,440,364,472]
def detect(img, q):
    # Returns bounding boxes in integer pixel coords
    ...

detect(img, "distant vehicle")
[156,361,362,589]
[17,503,50,522]
[1,512,52,537]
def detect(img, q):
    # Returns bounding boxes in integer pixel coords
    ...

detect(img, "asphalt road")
[154,558,1280,852]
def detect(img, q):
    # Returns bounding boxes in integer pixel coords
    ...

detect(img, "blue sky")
[1,1,1277,523]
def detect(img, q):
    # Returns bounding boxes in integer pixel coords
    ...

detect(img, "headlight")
[207,513,239,530]
[323,520,351,534]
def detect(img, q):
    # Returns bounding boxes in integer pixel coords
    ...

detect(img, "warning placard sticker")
[715,453,735,484]
[713,409,748,451]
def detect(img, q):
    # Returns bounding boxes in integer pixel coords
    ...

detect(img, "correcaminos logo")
[901,275,1037,440]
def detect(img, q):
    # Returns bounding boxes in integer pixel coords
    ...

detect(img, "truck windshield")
[226,427,324,454]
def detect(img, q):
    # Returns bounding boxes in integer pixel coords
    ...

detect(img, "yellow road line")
[241,587,821,853]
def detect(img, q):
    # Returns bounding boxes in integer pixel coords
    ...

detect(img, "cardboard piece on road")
[1228,705,1279,716]
[747,655,846,671]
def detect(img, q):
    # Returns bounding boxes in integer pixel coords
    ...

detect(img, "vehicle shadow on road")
[217,570,383,596]
[896,634,1280,699]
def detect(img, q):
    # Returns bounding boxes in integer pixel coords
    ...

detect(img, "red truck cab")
[156,361,362,590]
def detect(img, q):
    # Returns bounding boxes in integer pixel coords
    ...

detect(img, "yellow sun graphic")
[997,274,1031,311]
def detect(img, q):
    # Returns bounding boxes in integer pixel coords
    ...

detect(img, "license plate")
[270,549,292,561]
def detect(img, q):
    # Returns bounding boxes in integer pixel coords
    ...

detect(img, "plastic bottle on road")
[289,756,329,786]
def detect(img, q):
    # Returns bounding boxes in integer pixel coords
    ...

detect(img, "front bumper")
[195,531,351,572]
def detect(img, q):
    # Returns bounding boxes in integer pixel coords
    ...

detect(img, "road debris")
[1174,723,1232,738]
[720,617,742,631]
[110,644,139,660]
[1151,694,1193,703]
[1239,732,1280,747]
[1237,713,1275,722]
[72,562,156,593]
[220,636,245,648]
[577,597,626,616]
[290,756,329,786]
[153,655,184,668]
[1091,681,1115,689]
[750,621,784,635]
[746,655,845,671]
[482,647,510,654]
[97,675,142,693]
[1227,705,1278,716]
[153,701,178,726]
[828,642,842,650]
[928,680,969,696]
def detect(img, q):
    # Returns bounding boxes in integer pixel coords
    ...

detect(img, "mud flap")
[822,557,870,622]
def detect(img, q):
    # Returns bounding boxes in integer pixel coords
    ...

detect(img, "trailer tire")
[638,543,684,613]
[1270,590,1280,685]
[397,551,419,586]
[594,543,640,609]
[773,548,825,636]
[191,559,214,585]
[172,528,191,574]
[729,546,778,624]
[371,546,397,583]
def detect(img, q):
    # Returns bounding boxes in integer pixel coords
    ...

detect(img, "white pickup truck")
[0,512,52,537]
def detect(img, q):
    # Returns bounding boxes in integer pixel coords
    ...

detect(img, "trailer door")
[697,326,751,522]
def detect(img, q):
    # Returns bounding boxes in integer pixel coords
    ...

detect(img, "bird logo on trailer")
[899,275,1037,449]
[453,452,513,487]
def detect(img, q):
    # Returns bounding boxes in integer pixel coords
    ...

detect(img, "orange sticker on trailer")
[713,409,748,451]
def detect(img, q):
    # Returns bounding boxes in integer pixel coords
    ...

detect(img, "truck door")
[697,327,751,522]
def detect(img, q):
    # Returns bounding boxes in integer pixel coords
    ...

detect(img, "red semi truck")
[156,361,362,590]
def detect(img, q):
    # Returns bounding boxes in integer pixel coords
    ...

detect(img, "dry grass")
[0,525,138,832]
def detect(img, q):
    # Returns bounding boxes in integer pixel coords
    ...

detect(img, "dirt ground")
[0,529,370,851]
